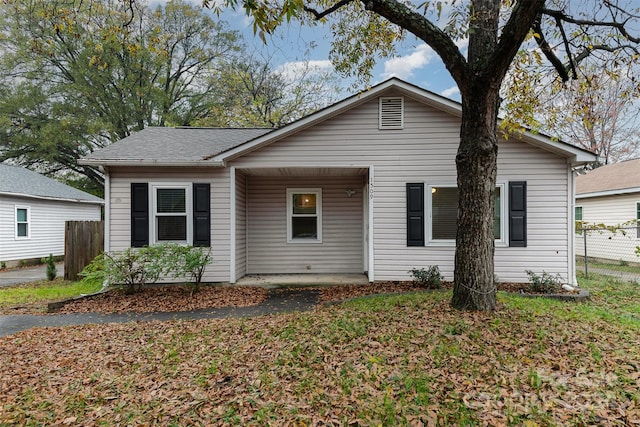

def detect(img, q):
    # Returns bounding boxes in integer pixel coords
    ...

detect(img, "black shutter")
[509,181,527,247]
[131,183,149,247]
[406,183,425,246]
[193,183,211,247]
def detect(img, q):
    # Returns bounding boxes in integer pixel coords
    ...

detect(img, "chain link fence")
[576,226,640,283]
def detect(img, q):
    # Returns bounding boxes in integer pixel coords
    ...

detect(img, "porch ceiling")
[237,167,368,176]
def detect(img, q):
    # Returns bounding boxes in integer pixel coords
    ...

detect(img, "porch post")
[230,166,236,283]
[368,165,374,282]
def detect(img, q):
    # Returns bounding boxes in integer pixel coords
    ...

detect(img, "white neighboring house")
[0,164,104,265]
[81,78,596,285]
[575,159,640,264]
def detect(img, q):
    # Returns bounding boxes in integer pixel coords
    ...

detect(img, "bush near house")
[408,266,444,289]
[80,244,212,294]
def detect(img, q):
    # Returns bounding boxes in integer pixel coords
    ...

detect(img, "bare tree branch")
[542,7,640,44]
[532,13,570,82]
[303,0,355,20]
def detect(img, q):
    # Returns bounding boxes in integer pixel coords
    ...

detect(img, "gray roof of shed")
[81,127,272,165]
[0,163,104,203]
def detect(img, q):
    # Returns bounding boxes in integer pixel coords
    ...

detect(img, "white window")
[15,206,30,239]
[287,188,322,243]
[151,184,192,244]
[428,184,505,245]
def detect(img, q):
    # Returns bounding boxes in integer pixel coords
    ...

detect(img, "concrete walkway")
[580,267,640,283]
[0,288,319,337]
[0,263,65,287]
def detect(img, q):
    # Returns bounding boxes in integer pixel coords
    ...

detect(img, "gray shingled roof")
[576,158,640,195]
[81,127,272,163]
[0,164,104,203]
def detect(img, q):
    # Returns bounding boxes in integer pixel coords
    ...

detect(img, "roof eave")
[0,191,104,204]
[576,186,640,199]
[79,159,225,167]
[518,132,598,165]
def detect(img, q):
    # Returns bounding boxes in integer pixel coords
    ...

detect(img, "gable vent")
[379,97,404,129]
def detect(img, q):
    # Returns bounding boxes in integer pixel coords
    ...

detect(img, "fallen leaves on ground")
[58,285,269,314]
[10,280,579,315]
[318,281,432,302]
[317,281,576,303]
[1,278,638,426]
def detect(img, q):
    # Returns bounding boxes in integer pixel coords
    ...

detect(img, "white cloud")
[276,59,333,82]
[440,85,460,99]
[382,44,436,80]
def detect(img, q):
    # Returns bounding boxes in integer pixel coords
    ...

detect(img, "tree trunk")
[451,85,500,311]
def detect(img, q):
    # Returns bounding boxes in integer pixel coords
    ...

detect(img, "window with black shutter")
[130,182,210,247]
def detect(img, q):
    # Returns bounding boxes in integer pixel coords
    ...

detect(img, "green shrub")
[525,270,563,294]
[45,254,57,281]
[0,261,6,270]
[408,266,443,289]
[80,248,163,294]
[80,244,213,294]
[163,244,212,293]
[79,253,106,288]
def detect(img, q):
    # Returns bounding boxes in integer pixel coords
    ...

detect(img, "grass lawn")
[1,274,639,426]
[0,279,102,313]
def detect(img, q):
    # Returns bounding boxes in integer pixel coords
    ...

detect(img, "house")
[575,158,640,264]
[80,78,596,285]
[0,164,104,266]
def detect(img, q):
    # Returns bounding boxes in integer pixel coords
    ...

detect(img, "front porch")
[230,166,374,283]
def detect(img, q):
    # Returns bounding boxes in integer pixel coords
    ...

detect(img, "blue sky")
[152,0,463,101]
[225,10,463,100]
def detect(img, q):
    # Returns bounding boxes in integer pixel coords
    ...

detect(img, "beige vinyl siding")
[575,192,640,263]
[577,192,639,225]
[230,91,572,283]
[0,194,101,262]
[235,170,247,279]
[108,167,230,282]
[246,176,363,274]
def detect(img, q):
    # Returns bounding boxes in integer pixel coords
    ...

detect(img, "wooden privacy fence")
[64,220,104,281]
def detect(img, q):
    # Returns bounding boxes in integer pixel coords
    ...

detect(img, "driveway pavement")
[0,263,64,287]
[0,288,319,337]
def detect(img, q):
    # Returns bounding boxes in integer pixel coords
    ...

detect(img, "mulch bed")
[10,281,582,315]
[57,285,269,314]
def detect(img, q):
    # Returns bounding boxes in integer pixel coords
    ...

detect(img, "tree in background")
[198,53,340,128]
[542,72,640,166]
[206,0,640,310]
[0,0,239,192]
[0,0,338,194]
